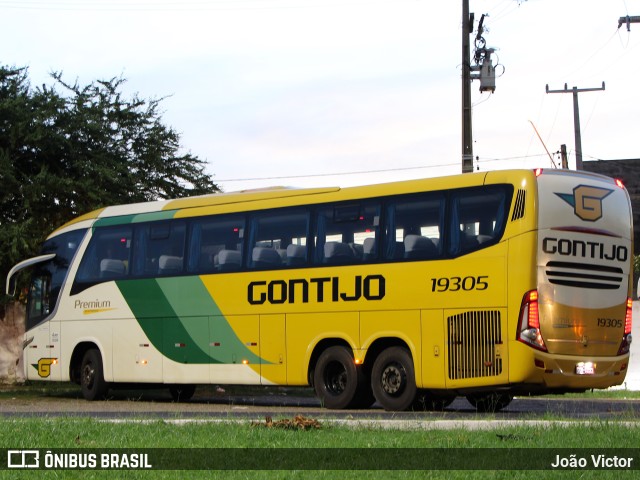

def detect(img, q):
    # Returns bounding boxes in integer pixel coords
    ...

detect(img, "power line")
[216,163,460,182]
[216,153,552,183]
[0,0,421,11]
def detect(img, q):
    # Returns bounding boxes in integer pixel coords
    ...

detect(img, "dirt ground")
[0,302,25,384]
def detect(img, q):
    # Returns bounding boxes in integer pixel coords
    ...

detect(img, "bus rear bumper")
[526,352,630,390]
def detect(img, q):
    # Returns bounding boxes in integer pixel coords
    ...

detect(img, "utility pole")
[560,144,568,169]
[461,2,499,173]
[618,15,640,31]
[462,0,474,173]
[545,82,605,170]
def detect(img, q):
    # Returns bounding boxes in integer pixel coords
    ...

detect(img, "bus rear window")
[448,185,512,256]
[384,193,445,261]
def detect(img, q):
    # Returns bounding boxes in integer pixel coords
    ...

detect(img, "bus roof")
[56,186,341,232]
[53,168,621,235]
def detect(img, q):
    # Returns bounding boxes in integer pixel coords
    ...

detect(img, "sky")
[2,0,639,193]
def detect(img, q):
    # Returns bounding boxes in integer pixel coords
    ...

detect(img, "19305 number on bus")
[430,276,489,292]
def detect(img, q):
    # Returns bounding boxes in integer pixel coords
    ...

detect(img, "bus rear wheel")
[314,346,365,409]
[466,392,513,412]
[371,346,416,411]
[80,349,109,401]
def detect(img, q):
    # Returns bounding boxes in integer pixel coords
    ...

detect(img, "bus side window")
[448,186,511,256]
[187,214,245,274]
[133,221,186,277]
[384,193,444,261]
[248,209,309,270]
[313,202,380,265]
[75,226,132,284]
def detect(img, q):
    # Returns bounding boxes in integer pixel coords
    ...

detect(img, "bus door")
[24,268,57,381]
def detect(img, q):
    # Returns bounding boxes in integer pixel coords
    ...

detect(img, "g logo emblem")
[33,358,56,378]
[556,185,613,222]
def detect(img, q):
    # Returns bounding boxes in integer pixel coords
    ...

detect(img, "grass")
[1,418,639,479]
[1,382,640,479]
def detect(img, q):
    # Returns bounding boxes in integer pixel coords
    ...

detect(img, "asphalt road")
[1,386,639,422]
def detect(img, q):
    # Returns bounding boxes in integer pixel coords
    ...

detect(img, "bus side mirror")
[6,276,16,297]
[5,253,56,297]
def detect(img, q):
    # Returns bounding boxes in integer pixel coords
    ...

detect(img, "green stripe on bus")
[94,215,138,228]
[93,210,178,228]
[116,277,265,365]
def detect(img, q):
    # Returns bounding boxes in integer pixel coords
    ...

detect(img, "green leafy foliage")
[0,65,219,299]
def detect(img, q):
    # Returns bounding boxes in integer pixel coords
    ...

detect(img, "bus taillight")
[518,290,547,352]
[625,297,633,335]
[618,297,633,355]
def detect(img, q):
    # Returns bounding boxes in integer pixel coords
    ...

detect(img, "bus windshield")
[26,229,86,329]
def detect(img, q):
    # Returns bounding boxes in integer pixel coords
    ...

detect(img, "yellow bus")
[6,168,633,411]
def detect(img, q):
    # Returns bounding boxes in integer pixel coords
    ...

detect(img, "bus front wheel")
[314,346,364,409]
[371,346,416,411]
[80,349,109,401]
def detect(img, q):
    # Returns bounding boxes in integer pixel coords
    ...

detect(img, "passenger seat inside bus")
[216,250,242,271]
[286,244,306,266]
[362,237,376,261]
[252,247,283,269]
[158,255,183,275]
[404,234,438,260]
[99,259,126,278]
[323,241,354,264]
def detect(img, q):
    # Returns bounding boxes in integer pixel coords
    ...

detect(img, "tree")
[0,65,220,300]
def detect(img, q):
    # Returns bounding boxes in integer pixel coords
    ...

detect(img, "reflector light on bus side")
[517,290,547,352]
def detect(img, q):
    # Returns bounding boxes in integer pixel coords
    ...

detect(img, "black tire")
[371,346,417,411]
[80,349,109,401]
[413,390,456,411]
[466,392,513,412]
[313,346,365,409]
[169,385,196,402]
